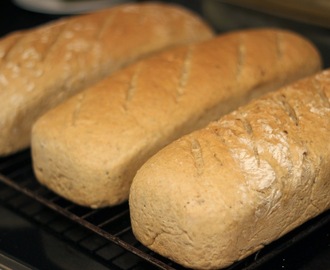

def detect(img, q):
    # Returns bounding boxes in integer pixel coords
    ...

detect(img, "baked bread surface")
[129,69,330,269]
[0,2,214,156]
[31,28,321,208]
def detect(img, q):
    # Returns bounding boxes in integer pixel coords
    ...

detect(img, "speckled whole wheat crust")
[0,2,214,156]
[31,28,321,208]
[129,69,330,269]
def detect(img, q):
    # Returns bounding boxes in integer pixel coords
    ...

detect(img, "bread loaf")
[129,69,330,269]
[0,2,214,156]
[31,28,321,208]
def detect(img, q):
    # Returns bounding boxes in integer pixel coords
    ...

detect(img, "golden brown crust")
[129,69,330,269]
[31,28,321,208]
[0,2,214,156]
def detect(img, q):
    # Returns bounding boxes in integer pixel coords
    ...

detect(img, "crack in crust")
[124,62,143,111]
[175,45,193,101]
[211,124,228,146]
[0,34,24,62]
[96,10,118,40]
[238,115,260,167]
[313,78,330,108]
[190,138,204,176]
[71,92,86,126]
[276,32,284,60]
[41,23,67,62]
[236,34,246,80]
[278,94,299,126]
